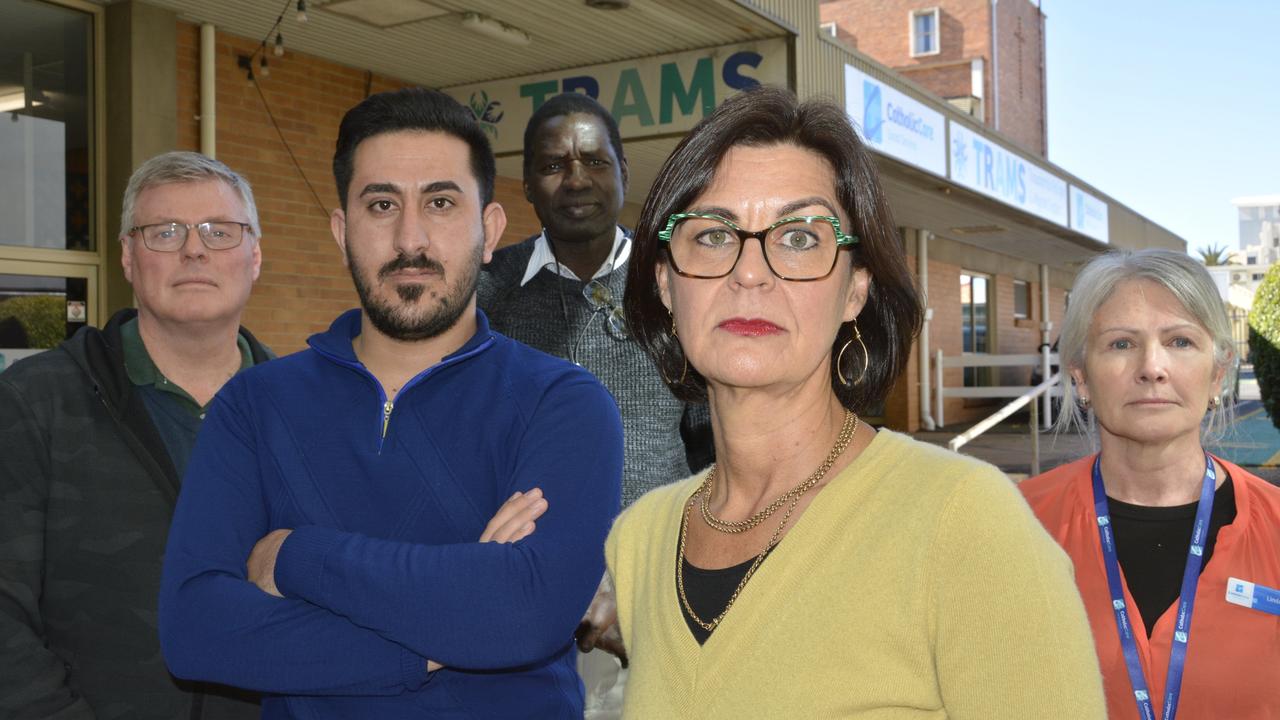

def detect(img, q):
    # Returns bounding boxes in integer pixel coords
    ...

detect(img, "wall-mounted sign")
[843,64,946,177]
[948,121,1068,227]
[444,38,789,155]
[1069,184,1109,243]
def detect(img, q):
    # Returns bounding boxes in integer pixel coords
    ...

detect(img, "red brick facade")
[820,0,1046,156]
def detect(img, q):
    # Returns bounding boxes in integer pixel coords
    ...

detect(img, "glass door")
[960,272,991,387]
[0,260,95,371]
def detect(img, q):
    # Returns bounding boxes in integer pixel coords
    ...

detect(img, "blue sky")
[1044,0,1280,255]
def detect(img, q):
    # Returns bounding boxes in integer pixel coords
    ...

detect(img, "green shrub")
[0,295,64,349]
[1249,263,1280,430]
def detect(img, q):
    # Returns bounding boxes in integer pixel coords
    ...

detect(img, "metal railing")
[934,347,1061,429]
[947,373,1061,476]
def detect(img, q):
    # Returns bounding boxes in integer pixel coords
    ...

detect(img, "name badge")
[1226,577,1280,617]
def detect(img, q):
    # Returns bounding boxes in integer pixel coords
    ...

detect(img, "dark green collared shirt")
[121,317,254,419]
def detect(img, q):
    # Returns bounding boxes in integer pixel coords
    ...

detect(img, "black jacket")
[0,309,269,719]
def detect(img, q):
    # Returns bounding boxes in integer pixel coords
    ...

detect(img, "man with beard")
[158,88,623,719]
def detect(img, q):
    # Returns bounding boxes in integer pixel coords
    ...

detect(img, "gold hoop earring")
[1079,396,1091,410]
[1208,396,1219,411]
[663,312,688,385]
[836,322,868,386]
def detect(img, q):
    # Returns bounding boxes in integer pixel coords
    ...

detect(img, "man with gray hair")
[0,151,271,718]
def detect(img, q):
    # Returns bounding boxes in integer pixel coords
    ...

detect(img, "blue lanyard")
[1091,453,1216,720]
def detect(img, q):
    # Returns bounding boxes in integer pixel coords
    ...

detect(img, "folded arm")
[161,370,622,690]
[159,380,429,696]
[271,373,624,669]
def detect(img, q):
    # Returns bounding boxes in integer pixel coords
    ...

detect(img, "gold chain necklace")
[677,409,858,632]
[677,490,799,632]
[699,409,858,534]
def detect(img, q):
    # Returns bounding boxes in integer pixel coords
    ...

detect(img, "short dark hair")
[333,87,496,209]
[522,93,626,175]
[623,86,923,414]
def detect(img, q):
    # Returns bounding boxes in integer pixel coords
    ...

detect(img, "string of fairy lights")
[233,0,332,219]
[241,0,309,82]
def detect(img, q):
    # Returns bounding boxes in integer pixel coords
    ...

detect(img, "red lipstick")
[718,318,784,336]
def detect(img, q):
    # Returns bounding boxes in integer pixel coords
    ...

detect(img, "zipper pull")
[381,400,394,439]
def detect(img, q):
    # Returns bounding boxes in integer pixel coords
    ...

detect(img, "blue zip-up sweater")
[159,309,623,719]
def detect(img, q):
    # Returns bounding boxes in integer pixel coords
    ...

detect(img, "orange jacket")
[1021,455,1280,720]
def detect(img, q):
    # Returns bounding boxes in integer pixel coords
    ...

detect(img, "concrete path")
[1213,400,1280,467]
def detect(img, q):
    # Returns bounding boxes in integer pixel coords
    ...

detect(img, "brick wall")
[924,257,969,425]
[175,23,542,354]
[821,0,989,70]
[993,0,1046,155]
[819,0,1046,156]
[897,62,972,103]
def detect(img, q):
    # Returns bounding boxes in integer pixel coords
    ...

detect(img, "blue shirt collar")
[308,307,495,365]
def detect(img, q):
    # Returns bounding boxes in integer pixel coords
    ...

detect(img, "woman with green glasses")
[597,86,1106,718]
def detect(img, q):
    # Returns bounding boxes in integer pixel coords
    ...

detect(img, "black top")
[1109,472,1237,637]
[678,548,774,645]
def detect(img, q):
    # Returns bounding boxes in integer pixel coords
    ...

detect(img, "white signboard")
[1069,184,1109,243]
[445,38,789,155]
[948,121,1068,227]
[844,65,946,177]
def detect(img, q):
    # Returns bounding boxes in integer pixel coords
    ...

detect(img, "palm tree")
[1198,243,1232,266]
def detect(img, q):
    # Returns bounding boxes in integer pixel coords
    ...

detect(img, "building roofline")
[1231,195,1280,207]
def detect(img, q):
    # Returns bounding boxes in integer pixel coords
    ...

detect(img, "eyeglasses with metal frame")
[658,213,859,281]
[566,278,629,366]
[582,279,628,338]
[128,222,252,252]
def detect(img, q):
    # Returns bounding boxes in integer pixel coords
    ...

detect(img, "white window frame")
[910,8,941,57]
[1012,279,1031,319]
[819,21,838,38]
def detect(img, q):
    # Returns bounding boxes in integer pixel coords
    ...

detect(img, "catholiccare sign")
[948,120,1068,227]
[1069,184,1109,243]
[843,64,946,177]
[443,38,789,155]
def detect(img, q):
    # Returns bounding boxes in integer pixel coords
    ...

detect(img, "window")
[0,0,95,252]
[911,8,940,56]
[1248,255,1258,265]
[0,0,102,354]
[1253,273,1266,281]
[819,21,838,38]
[0,269,91,370]
[1013,280,1031,319]
[961,272,990,386]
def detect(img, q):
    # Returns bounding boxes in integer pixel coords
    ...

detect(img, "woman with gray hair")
[1021,248,1280,720]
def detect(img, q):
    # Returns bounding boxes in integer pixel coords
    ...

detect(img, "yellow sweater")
[605,429,1106,719]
